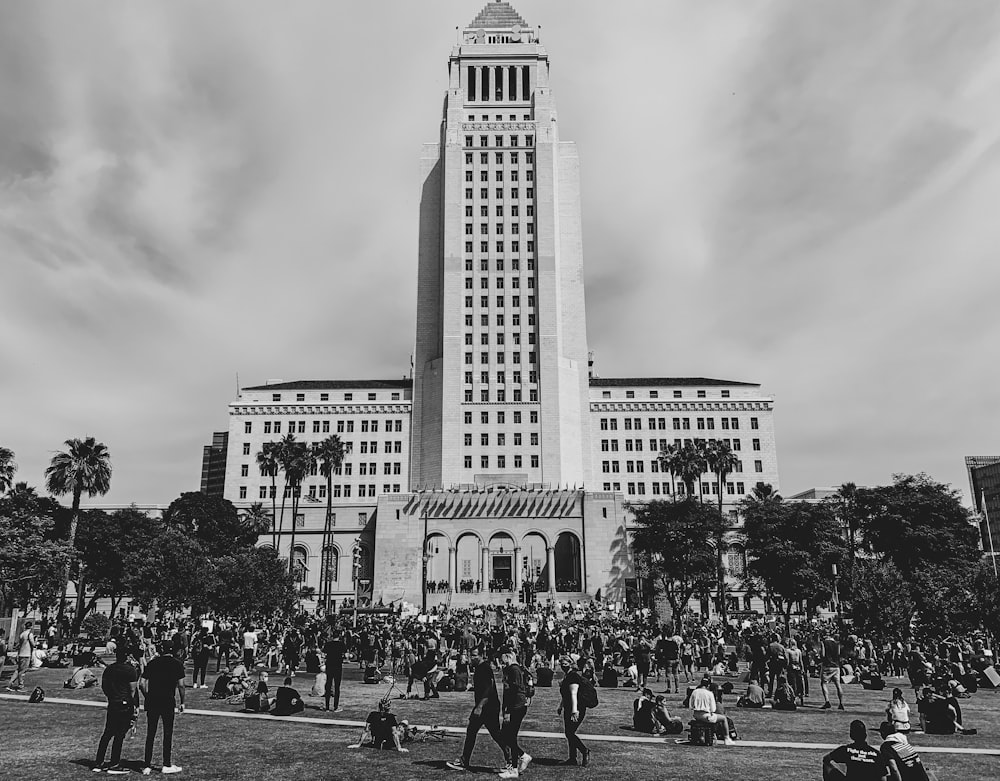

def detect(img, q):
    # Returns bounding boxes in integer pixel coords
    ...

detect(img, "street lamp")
[421,503,429,613]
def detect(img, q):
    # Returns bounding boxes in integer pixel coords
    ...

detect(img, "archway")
[522,532,549,591]
[488,532,516,592]
[424,533,449,593]
[455,533,482,593]
[554,531,581,592]
[291,545,309,587]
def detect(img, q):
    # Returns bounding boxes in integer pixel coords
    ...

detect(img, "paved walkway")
[3,693,999,757]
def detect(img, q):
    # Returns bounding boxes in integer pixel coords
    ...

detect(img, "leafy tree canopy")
[162,492,252,558]
[0,491,74,612]
[203,547,297,620]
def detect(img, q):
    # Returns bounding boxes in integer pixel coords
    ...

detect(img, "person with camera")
[92,645,139,774]
[139,642,186,775]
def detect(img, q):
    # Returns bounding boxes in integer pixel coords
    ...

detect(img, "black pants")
[501,706,528,764]
[144,707,176,768]
[563,707,588,759]
[216,644,232,671]
[767,663,785,696]
[324,665,342,710]
[461,707,504,764]
[96,707,132,766]
[193,653,210,686]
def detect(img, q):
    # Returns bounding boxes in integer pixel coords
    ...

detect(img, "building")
[216,2,780,614]
[200,431,229,497]
[966,456,1000,557]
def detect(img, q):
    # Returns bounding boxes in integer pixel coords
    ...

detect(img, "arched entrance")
[522,532,549,591]
[554,531,582,592]
[488,532,515,592]
[424,533,449,593]
[455,533,482,593]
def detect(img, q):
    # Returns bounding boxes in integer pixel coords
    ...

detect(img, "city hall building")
[213,2,780,613]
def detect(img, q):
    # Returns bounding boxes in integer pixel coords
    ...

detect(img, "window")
[697,390,706,398]
[244,422,252,434]
[754,460,763,473]
[530,455,539,468]
[464,411,473,424]
[313,421,321,433]
[481,411,489,424]
[239,486,247,499]
[259,486,268,499]
[751,417,759,430]
[464,456,473,468]
[242,442,251,456]
[272,393,281,402]
[752,438,761,451]
[730,418,739,430]
[481,456,489,469]
[721,390,730,398]
[626,390,635,399]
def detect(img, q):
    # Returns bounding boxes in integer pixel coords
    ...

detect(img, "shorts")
[668,660,680,673]
[821,667,841,683]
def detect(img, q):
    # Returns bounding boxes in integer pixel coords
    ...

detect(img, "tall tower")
[411,1,593,491]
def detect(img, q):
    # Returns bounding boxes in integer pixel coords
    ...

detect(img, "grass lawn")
[4,664,999,779]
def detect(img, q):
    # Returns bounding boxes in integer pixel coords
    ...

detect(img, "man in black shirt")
[348,696,408,752]
[323,628,346,712]
[93,647,139,774]
[140,642,186,775]
[271,676,304,716]
[822,720,884,781]
[446,647,505,771]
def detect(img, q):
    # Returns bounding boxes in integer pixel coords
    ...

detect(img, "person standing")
[93,646,139,774]
[557,656,592,766]
[8,620,36,692]
[216,623,233,672]
[821,632,845,710]
[498,652,531,778]
[140,642,186,775]
[323,628,346,712]
[242,625,258,669]
[446,646,506,772]
[190,627,212,689]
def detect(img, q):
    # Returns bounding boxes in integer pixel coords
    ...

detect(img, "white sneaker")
[517,753,532,773]
[141,769,151,776]
[161,766,183,774]
[498,766,519,779]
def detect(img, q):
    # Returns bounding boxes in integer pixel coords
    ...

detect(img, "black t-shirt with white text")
[828,742,884,780]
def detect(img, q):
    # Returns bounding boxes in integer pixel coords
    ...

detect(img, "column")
[448,547,456,593]
[481,547,488,592]
[546,546,556,593]
[513,546,521,591]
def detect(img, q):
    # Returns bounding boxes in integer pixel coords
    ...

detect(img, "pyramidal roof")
[468,1,529,30]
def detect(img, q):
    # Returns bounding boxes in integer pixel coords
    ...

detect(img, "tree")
[204,547,296,620]
[241,503,272,538]
[0,491,74,613]
[44,436,112,631]
[282,442,316,576]
[629,499,724,632]
[743,498,847,630]
[849,559,915,644]
[854,474,980,580]
[256,443,279,547]
[0,446,16,495]
[162,492,252,558]
[658,440,709,501]
[126,526,212,615]
[272,434,301,554]
[705,440,740,622]
[313,435,345,609]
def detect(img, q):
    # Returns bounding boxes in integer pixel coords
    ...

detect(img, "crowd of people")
[3,601,996,777]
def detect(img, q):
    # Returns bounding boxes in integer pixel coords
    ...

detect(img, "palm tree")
[241,502,272,538]
[272,434,300,554]
[0,446,16,495]
[747,483,782,505]
[658,443,680,501]
[256,442,279,547]
[834,482,860,592]
[44,437,112,632]
[660,441,708,500]
[705,440,741,622]
[313,435,345,610]
[283,443,315,577]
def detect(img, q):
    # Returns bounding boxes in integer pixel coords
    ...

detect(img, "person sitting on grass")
[879,721,933,781]
[772,675,797,711]
[736,678,766,708]
[690,675,735,746]
[822,719,883,781]
[210,666,231,699]
[600,660,619,688]
[653,695,684,735]
[917,685,975,735]
[534,659,554,688]
[885,688,912,734]
[271,676,304,716]
[348,696,409,752]
[64,665,99,689]
[244,671,270,713]
[632,688,658,733]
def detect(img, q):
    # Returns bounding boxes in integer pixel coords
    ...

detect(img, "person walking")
[498,652,531,778]
[446,647,506,771]
[93,646,139,774]
[821,632,845,710]
[323,627,346,712]
[139,642,186,775]
[8,620,36,692]
[557,656,592,766]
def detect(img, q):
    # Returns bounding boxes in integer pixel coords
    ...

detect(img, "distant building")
[200,431,229,497]
[966,456,1000,556]
[785,487,842,501]
[213,2,781,616]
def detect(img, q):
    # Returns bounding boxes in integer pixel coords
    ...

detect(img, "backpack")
[191,637,203,657]
[28,686,45,703]
[521,665,536,701]
[578,677,599,709]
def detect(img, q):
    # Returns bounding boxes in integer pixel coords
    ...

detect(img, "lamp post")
[983,490,998,579]
[421,503,429,613]
[831,563,841,621]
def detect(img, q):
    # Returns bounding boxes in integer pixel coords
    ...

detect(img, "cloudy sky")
[3,0,999,506]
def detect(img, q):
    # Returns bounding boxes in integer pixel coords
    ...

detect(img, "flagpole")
[983,490,998,579]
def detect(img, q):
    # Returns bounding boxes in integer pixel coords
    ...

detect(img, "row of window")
[243,460,405,478]
[465,332,534,346]
[244,419,406,435]
[237,484,403,500]
[600,389,731,400]
[465,313,534,328]
[599,416,760,431]
[464,432,538,447]
[600,438,761,452]
[466,200,535,217]
[464,410,538,425]
[601,481,751,496]
[465,275,535,288]
[464,350,536,364]
[464,454,539,469]
[266,391,401,403]
[466,258,534,271]
[465,170,535,184]
[465,187,534,201]
[464,389,538,403]
[464,134,534,148]
[600,459,764,474]
[464,371,537,385]
[464,241,536,254]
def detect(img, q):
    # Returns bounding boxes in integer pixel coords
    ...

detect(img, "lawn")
[3,664,999,780]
